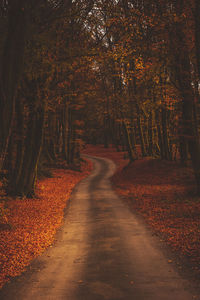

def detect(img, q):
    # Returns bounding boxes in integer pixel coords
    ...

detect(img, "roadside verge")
[0,160,93,289]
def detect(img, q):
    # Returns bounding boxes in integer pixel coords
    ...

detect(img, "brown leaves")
[84,145,200,277]
[0,160,92,289]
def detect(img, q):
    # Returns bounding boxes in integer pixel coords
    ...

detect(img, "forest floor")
[0,155,195,300]
[0,160,93,289]
[82,144,200,284]
[0,144,200,291]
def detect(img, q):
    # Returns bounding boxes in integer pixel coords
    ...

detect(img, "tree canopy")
[1,0,200,196]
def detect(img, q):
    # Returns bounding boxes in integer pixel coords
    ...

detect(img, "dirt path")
[0,156,197,299]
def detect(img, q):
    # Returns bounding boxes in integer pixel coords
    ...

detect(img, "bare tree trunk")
[13,104,45,197]
[136,104,147,157]
[147,110,153,156]
[155,109,164,159]
[195,0,200,80]
[122,120,136,163]
[169,5,200,193]
[161,106,171,160]
[0,0,28,170]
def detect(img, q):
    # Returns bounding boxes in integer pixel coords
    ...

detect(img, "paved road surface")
[0,156,197,299]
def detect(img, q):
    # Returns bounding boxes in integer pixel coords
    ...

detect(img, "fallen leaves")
[0,160,92,289]
[113,157,200,276]
[168,260,173,263]
[83,145,200,279]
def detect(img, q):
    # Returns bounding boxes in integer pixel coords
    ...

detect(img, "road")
[0,156,197,299]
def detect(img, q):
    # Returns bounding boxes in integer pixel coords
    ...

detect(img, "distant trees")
[82,0,200,193]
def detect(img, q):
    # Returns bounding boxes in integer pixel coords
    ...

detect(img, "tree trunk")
[24,106,45,197]
[0,0,28,170]
[67,105,73,164]
[9,99,25,191]
[61,100,68,161]
[161,106,171,160]
[169,8,200,193]
[179,136,188,166]
[104,115,109,148]
[13,104,45,197]
[155,109,164,159]
[136,104,146,157]
[195,0,200,80]
[147,110,153,156]
[122,120,136,163]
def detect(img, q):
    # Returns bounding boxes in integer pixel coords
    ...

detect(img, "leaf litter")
[83,145,200,281]
[0,160,92,288]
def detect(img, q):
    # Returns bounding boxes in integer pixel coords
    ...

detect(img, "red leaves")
[0,161,92,289]
[84,145,200,276]
[113,157,200,273]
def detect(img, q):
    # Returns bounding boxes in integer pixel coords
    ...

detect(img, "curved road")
[0,156,197,299]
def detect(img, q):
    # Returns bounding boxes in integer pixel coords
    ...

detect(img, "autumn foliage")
[84,145,200,279]
[1,0,200,291]
[0,160,92,289]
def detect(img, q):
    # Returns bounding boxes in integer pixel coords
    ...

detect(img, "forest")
[0,0,200,291]
[0,0,200,196]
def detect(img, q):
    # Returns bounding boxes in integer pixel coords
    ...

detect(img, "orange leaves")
[0,202,9,224]
[112,154,200,273]
[0,161,92,289]
[83,145,200,277]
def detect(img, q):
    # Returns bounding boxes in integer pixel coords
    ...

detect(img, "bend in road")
[0,155,198,299]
